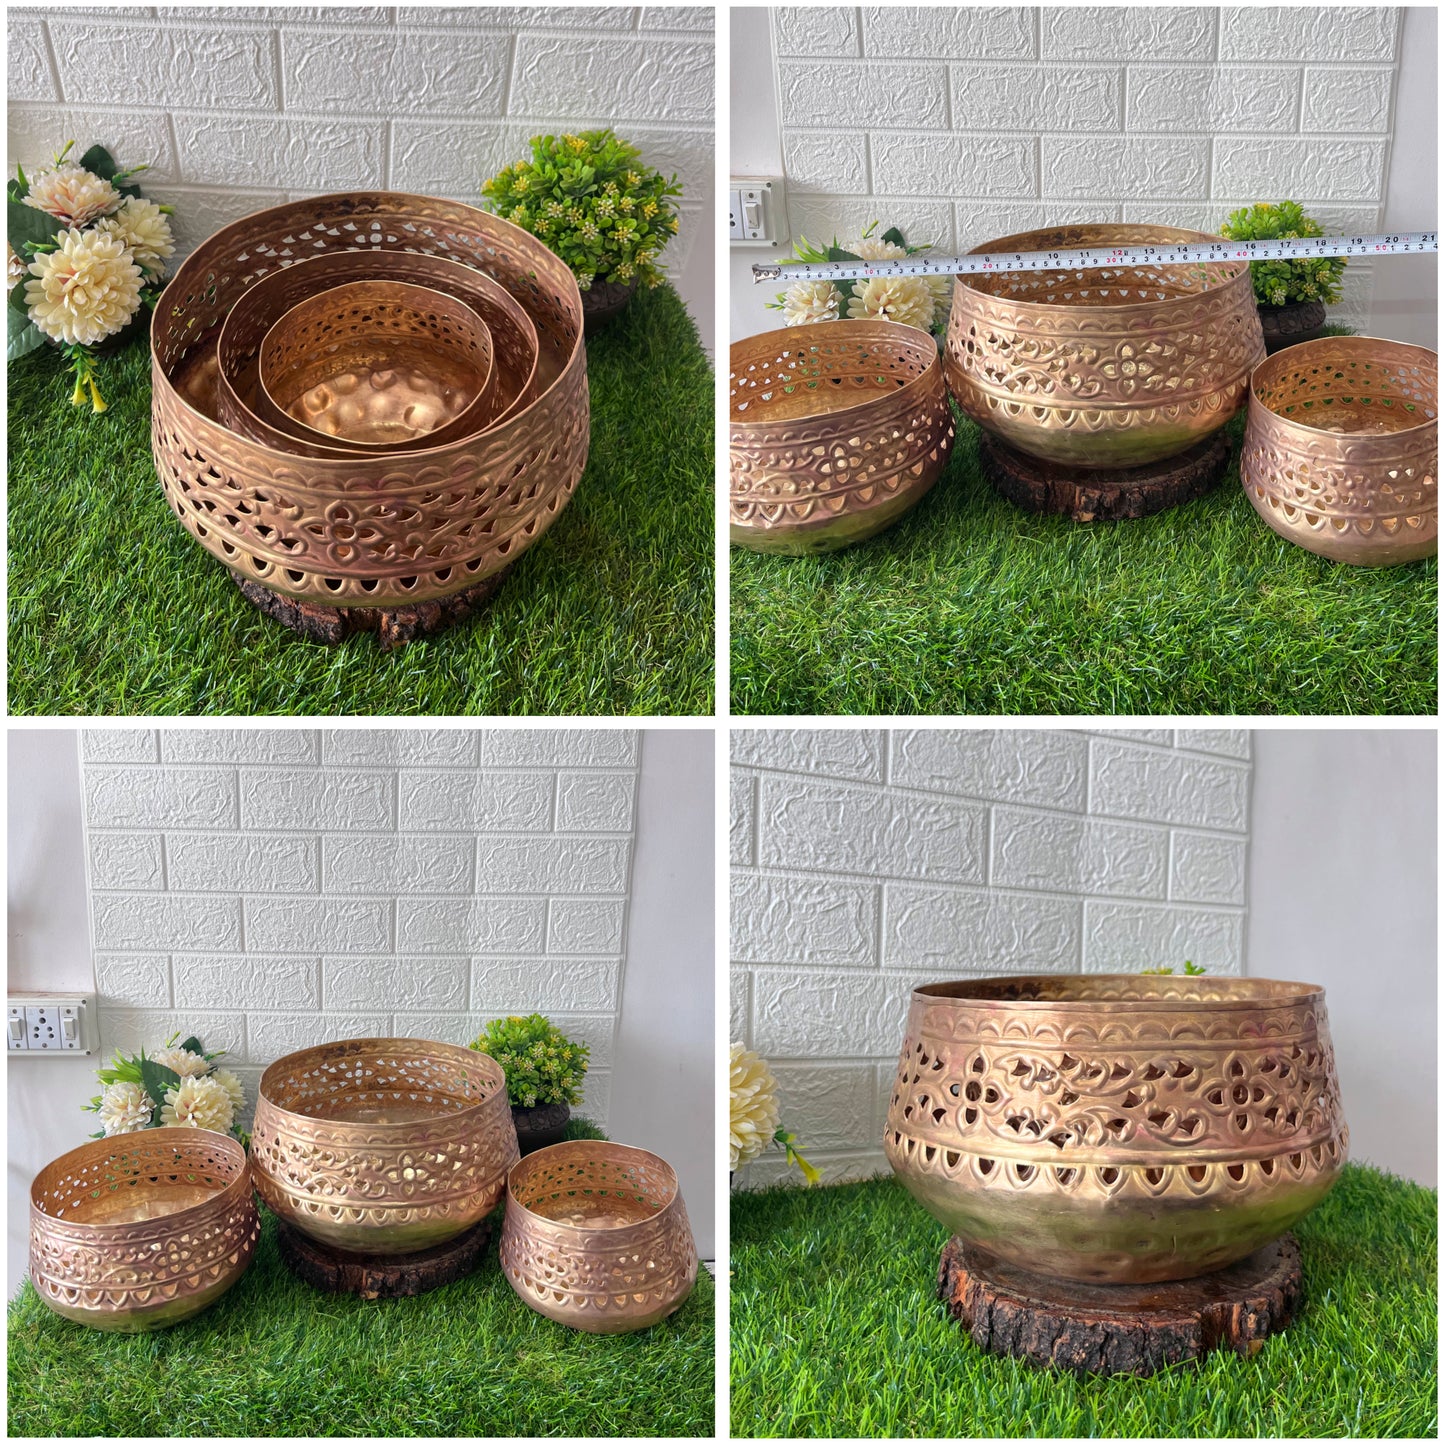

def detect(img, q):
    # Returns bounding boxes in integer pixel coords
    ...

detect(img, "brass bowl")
[29,1128,258,1331]
[1239,336,1437,566]
[249,1037,519,1255]
[945,225,1266,468]
[257,279,497,448]
[500,1141,698,1333]
[885,975,1347,1285]
[214,249,539,459]
[151,192,585,608]
[730,320,955,554]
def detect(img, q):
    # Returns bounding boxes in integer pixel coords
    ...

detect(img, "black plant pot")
[511,1102,570,1155]
[1258,300,1328,354]
[581,276,639,336]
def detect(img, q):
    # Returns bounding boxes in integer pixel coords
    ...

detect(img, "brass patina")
[885,976,1347,1284]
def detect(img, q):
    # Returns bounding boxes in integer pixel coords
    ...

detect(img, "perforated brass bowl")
[249,1037,519,1255]
[730,320,955,554]
[29,1128,258,1331]
[885,975,1347,1285]
[500,1141,698,1333]
[1239,336,1437,566]
[151,192,584,608]
[257,279,496,448]
[945,224,1266,468]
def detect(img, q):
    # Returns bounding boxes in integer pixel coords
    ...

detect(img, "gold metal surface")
[1239,335,1437,566]
[150,192,585,608]
[258,280,495,447]
[945,225,1266,468]
[29,1128,258,1331]
[884,976,1347,1285]
[249,1037,519,1255]
[500,1141,698,1333]
[730,320,955,554]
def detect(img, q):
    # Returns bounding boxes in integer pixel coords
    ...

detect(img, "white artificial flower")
[782,279,842,326]
[6,242,25,294]
[98,1081,153,1137]
[160,1074,235,1134]
[730,1043,781,1172]
[98,197,174,280]
[846,275,936,331]
[210,1068,246,1117]
[151,1045,210,1079]
[853,236,909,262]
[24,227,142,346]
[23,162,122,227]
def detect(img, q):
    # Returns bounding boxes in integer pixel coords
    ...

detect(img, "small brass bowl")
[945,224,1266,468]
[730,320,955,554]
[257,279,496,448]
[885,975,1347,1285]
[500,1141,698,1333]
[1239,335,1437,566]
[29,1128,258,1331]
[249,1037,519,1255]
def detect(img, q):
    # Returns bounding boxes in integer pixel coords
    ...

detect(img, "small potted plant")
[471,1013,589,1155]
[481,128,681,334]
[1219,201,1344,353]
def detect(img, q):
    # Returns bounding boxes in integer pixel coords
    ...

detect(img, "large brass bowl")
[249,1037,519,1255]
[29,1129,258,1331]
[1239,335,1437,566]
[945,225,1266,467]
[500,1141,698,1333]
[730,320,955,553]
[884,976,1347,1284]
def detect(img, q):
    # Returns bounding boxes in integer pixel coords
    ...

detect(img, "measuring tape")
[751,231,1438,283]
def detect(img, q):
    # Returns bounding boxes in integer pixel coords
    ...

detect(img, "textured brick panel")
[471,957,621,1013]
[476,837,631,893]
[1214,138,1387,202]
[882,884,1082,972]
[483,730,639,768]
[639,7,711,32]
[102,1008,244,1063]
[768,1062,882,1152]
[1219,6,1398,62]
[732,729,885,783]
[511,36,712,123]
[548,898,626,954]
[864,6,1034,59]
[578,1068,611,1127]
[7,20,54,101]
[322,729,480,767]
[752,971,916,1059]
[953,64,1122,132]
[174,113,386,189]
[1090,740,1249,832]
[730,972,750,1045]
[8,106,178,184]
[397,897,547,953]
[326,958,468,1011]
[167,832,318,893]
[245,897,389,953]
[324,834,472,894]
[1043,136,1208,199]
[163,186,291,256]
[1170,832,1247,906]
[174,955,318,1011]
[775,6,858,56]
[1301,67,1394,133]
[790,197,956,255]
[93,894,241,952]
[404,6,641,28]
[992,807,1168,900]
[1126,65,1300,134]
[394,1012,616,1070]
[758,776,986,884]
[870,133,1036,199]
[783,132,870,195]
[891,730,1088,809]
[957,201,1115,247]
[245,1012,389,1067]
[1084,901,1244,974]
[732,872,879,969]
[730,774,756,867]
[89,833,165,892]
[779,61,948,130]
[398,770,551,832]
[1175,730,1251,759]
[556,773,636,832]
[82,730,159,763]
[1090,728,1175,746]
[161,730,317,764]
[1043,6,1215,61]
[241,768,393,831]
[94,955,171,1009]
[86,765,236,830]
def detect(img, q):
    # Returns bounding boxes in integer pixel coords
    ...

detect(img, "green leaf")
[10,279,31,314]
[179,1035,203,1056]
[881,227,906,248]
[827,246,862,263]
[78,144,118,181]
[14,163,29,198]
[140,1057,182,1110]
[9,196,63,250]
[7,304,44,362]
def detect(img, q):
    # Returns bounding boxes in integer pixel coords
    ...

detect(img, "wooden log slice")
[232,565,512,652]
[276,1218,493,1300]
[979,429,1231,522]
[937,1232,1302,1376]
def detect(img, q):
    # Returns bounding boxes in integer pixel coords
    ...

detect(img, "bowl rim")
[505,1139,681,1233]
[1248,333,1440,441]
[255,1035,508,1130]
[955,223,1253,313]
[30,1126,250,1231]
[729,317,943,433]
[912,974,1325,1010]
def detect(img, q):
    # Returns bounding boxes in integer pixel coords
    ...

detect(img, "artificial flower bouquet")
[8,140,175,411]
[730,1042,819,1183]
[85,1031,246,1141]
[768,221,951,337]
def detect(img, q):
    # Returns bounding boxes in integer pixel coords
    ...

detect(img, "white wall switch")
[729,178,784,247]
[8,993,95,1054]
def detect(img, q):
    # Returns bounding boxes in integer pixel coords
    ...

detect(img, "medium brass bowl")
[945,225,1266,468]
[500,1141,698,1333]
[1239,336,1437,566]
[29,1128,258,1331]
[885,975,1347,1284]
[730,320,955,553]
[249,1037,519,1255]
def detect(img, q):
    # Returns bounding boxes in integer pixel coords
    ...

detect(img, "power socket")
[8,994,94,1054]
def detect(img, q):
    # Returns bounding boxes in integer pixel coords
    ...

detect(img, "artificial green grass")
[730,411,1437,717]
[8,1121,715,1437]
[8,283,713,716]
[730,1163,1436,1438]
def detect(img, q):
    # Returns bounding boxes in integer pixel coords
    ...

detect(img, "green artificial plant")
[1220,201,1345,307]
[1141,961,1208,975]
[470,1013,589,1108]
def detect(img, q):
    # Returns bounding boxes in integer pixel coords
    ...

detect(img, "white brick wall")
[79,727,643,1132]
[731,728,1252,1185]
[769,5,1405,331]
[7,5,711,299]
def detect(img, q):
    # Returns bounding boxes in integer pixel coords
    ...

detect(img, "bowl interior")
[1253,339,1438,436]
[917,974,1320,1007]
[511,1143,677,1229]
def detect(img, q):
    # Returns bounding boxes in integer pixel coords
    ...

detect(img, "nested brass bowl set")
[152,192,587,609]
[885,976,1348,1286]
